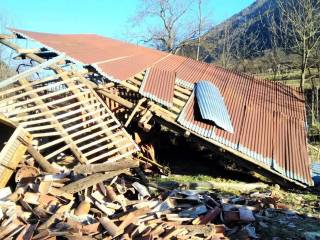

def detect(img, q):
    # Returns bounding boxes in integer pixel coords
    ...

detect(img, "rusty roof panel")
[94,53,166,82]
[139,67,176,107]
[176,59,209,89]
[11,28,167,81]
[238,106,274,166]
[154,54,187,72]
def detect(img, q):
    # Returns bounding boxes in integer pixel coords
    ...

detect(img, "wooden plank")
[38,119,118,151]
[174,90,190,101]
[64,112,112,132]
[88,142,134,163]
[127,77,142,86]
[20,117,53,126]
[18,78,89,163]
[172,97,185,107]
[74,128,113,145]
[0,54,65,88]
[44,145,71,160]
[0,76,79,104]
[27,145,59,173]
[78,131,123,151]
[169,105,181,114]
[97,89,134,109]
[108,148,138,162]
[125,98,146,127]
[8,91,91,118]
[84,137,130,157]
[26,124,56,132]
[119,81,139,92]
[32,132,60,138]
[60,170,128,194]
[174,84,192,95]
[55,102,101,121]
[0,83,87,111]
[60,108,105,126]
[0,34,15,39]
[17,48,39,54]
[73,158,139,174]
[0,71,70,97]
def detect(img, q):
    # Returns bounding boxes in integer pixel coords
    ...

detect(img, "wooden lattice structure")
[0,55,138,164]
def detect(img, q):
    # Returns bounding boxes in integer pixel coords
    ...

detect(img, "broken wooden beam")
[73,158,139,174]
[60,170,129,194]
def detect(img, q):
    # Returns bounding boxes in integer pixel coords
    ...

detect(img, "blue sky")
[1,0,254,40]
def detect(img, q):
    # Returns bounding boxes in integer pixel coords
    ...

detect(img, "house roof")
[9,28,312,186]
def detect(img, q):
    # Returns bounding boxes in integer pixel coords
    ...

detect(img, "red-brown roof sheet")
[11,28,167,81]
[139,67,176,107]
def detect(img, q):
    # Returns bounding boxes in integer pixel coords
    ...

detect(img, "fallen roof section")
[0,48,139,164]
[5,28,312,186]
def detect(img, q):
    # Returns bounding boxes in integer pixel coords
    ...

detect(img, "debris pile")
[0,154,230,239]
[1,160,318,239]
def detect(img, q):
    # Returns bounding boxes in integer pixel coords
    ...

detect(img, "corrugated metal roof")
[139,67,176,108]
[195,81,234,133]
[153,54,187,72]
[176,66,312,185]
[176,58,208,89]
[10,28,167,81]
[9,28,312,186]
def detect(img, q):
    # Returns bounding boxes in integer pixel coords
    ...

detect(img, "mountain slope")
[180,0,281,70]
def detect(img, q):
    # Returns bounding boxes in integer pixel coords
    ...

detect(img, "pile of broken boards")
[0,165,235,240]
[0,54,231,239]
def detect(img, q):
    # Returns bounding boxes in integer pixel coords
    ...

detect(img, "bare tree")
[278,0,320,90]
[129,0,213,55]
[232,19,261,72]
[129,0,193,52]
[220,23,234,68]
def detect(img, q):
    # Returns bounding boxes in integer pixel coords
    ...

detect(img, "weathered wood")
[125,98,146,127]
[88,142,134,163]
[18,78,89,163]
[0,34,15,39]
[97,89,134,109]
[60,170,128,194]
[27,145,59,174]
[99,217,118,237]
[78,131,123,151]
[174,90,190,101]
[73,158,139,174]
[16,48,39,54]
[174,84,192,95]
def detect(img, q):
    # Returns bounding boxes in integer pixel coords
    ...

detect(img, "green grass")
[255,69,318,89]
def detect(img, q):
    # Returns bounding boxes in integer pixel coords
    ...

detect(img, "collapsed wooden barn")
[0,28,313,187]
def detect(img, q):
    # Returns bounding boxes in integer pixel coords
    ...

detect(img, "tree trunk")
[312,88,315,126]
[301,68,306,91]
[316,87,319,123]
